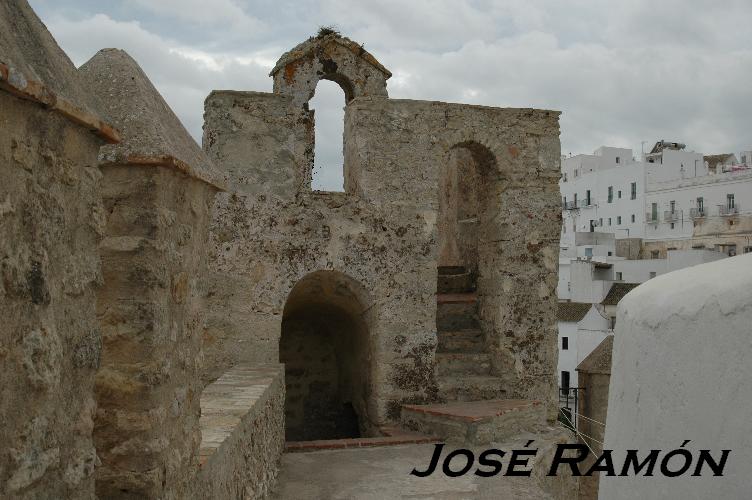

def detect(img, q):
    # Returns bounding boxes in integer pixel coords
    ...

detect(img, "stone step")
[438,375,507,402]
[436,353,491,375]
[400,399,547,445]
[436,329,484,353]
[438,265,466,275]
[436,298,479,331]
[437,272,475,294]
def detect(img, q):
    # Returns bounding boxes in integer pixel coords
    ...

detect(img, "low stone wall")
[191,364,285,499]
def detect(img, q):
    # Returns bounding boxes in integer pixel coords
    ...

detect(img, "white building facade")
[556,140,751,394]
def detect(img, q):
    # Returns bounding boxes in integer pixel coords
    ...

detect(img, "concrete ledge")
[192,364,285,499]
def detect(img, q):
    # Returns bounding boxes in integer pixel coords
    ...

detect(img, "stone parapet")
[191,364,285,499]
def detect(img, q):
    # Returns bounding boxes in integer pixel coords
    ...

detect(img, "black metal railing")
[558,387,582,431]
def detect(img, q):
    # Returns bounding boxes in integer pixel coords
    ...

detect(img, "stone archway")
[280,270,374,441]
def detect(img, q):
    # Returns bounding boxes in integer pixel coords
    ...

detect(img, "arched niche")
[279,270,376,441]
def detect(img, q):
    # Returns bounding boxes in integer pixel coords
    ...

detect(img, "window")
[727,194,735,209]
[599,218,603,226]
[631,214,635,223]
[670,200,676,213]
[618,190,622,199]
[616,156,620,164]
[563,172,568,182]
[608,251,613,256]
[585,247,593,257]
[630,182,637,200]
[310,80,346,191]
[744,246,752,254]
[586,189,591,206]
[589,220,595,232]
[617,216,622,225]
[651,250,659,259]
[649,271,657,278]
[561,371,571,390]
[670,223,675,229]
[562,337,569,350]
[608,186,613,203]
[697,197,704,212]
[610,316,616,329]
[742,155,747,164]
[574,193,578,207]
[616,271,623,280]
[608,218,612,226]
[651,202,658,221]
[574,169,579,178]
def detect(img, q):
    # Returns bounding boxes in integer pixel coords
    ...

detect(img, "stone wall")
[94,165,218,498]
[0,2,117,495]
[79,48,225,498]
[191,364,284,500]
[0,88,107,500]
[203,83,561,428]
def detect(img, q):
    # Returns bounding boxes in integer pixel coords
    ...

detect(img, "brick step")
[437,272,475,294]
[436,329,484,353]
[437,300,479,331]
[436,353,491,376]
[285,428,439,453]
[400,399,547,445]
[438,375,507,402]
[438,265,466,275]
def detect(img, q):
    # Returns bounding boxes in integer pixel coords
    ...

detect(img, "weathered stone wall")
[94,165,217,498]
[0,91,106,499]
[78,47,224,498]
[345,98,562,418]
[204,86,561,428]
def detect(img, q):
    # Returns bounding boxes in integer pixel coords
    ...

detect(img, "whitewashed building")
[556,140,750,395]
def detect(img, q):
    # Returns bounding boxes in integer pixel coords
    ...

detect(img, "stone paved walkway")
[271,428,576,500]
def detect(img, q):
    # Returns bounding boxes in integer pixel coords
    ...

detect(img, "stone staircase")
[435,266,506,402]
[396,266,548,445]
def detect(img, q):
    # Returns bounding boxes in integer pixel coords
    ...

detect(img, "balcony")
[564,201,578,210]
[689,208,706,219]
[719,205,739,216]
[663,210,681,222]
[645,212,659,224]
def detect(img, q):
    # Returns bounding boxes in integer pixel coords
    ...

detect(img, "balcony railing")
[645,212,659,224]
[689,207,706,219]
[719,205,739,216]
[564,201,578,210]
[664,210,680,222]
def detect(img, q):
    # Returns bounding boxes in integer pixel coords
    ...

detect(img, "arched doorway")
[280,271,374,441]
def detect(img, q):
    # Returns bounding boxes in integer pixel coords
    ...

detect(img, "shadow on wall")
[280,270,375,441]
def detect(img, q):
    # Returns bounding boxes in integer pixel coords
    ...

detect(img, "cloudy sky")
[30,0,752,190]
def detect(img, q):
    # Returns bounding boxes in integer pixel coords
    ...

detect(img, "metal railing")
[663,210,680,222]
[689,207,706,218]
[563,201,578,210]
[719,205,739,216]
[558,387,582,431]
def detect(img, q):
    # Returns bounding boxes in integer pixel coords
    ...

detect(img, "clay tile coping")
[0,62,120,144]
[270,34,392,79]
[401,399,543,424]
